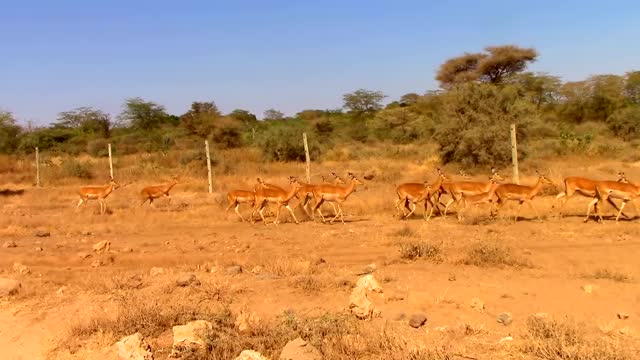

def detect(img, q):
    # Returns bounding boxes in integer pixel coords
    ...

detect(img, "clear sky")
[1,0,639,125]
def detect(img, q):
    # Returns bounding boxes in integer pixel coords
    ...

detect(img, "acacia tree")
[342,89,386,115]
[180,101,221,136]
[436,45,537,88]
[0,111,21,153]
[263,108,285,121]
[117,97,170,130]
[55,107,111,138]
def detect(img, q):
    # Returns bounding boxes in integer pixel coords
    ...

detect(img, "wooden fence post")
[205,140,213,193]
[35,147,40,187]
[303,132,311,183]
[108,143,114,180]
[510,124,519,184]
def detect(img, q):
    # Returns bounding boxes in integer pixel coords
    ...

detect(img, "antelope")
[225,189,256,222]
[252,176,303,225]
[456,177,501,220]
[294,173,344,218]
[586,178,640,223]
[437,168,505,216]
[140,176,179,206]
[395,168,449,220]
[77,179,121,214]
[492,172,553,221]
[554,172,628,218]
[311,172,364,224]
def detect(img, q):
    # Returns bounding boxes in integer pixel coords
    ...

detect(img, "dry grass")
[397,239,443,262]
[583,268,633,283]
[260,258,318,277]
[391,224,418,238]
[522,316,632,360]
[461,241,532,268]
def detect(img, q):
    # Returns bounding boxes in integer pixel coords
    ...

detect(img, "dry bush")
[461,241,531,268]
[522,317,631,360]
[397,239,443,262]
[290,275,327,293]
[261,258,318,277]
[391,224,418,238]
[584,268,633,283]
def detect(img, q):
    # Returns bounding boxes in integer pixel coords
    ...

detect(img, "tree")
[512,72,561,109]
[263,108,285,121]
[587,75,625,122]
[228,109,258,124]
[624,71,640,105]
[558,81,590,123]
[400,93,420,105]
[180,101,221,137]
[607,105,640,141]
[342,89,386,115]
[436,45,537,88]
[0,111,21,153]
[55,107,111,138]
[117,97,170,130]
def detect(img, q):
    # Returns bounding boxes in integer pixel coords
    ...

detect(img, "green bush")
[607,105,640,141]
[62,158,93,179]
[255,122,325,161]
[87,138,110,157]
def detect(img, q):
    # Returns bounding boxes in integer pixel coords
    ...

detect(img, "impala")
[311,172,364,224]
[456,177,500,220]
[437,168,505,217]
[492,172,553,221]
[140,176,179,206]
[295,173,344,218]
[77,179,121,214]
[225,189,257,222]
[395,168,448,220]
[586,178,640,223]
[252,176,303,225]
[554,172,628,218]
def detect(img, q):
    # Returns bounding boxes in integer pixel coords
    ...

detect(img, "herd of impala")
[74,167,640,225]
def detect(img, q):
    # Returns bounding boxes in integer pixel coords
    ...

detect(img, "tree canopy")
[342,89,386,115]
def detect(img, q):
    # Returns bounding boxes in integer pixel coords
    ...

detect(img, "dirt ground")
[1,160,640,359]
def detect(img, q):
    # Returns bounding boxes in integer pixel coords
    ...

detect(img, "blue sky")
[1,0,639,125]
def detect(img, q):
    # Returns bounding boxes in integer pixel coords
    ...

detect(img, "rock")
[448,275,456,281]
[91,260,104,268]
[355,274,383,293]
[250,266,264,274]
[534,312,549,320]
[619,326,635,336]
[312,257,326,266]
[115,332,153,360]
[172,320,213,352]
[617,313,630,320]
[408,314,427,328]
[13,263,31,275]
[279,337,321,360]
[35,247,43,252]
[235,350,268,360]
[470,298,485,311]
[499,336,514,344]
[78,252,92,259]
[523,249,532,255]
[35,231,50,237]
[2,241,17,248]
[226,265,243,275]
[150,267,164,276]
[93,240,111,253]
[121,247,134,253]
[348,287,376,320]
[126,274,144,289]
[497,312,513,326]
[581,284,596,294]
[0,278,22,296]
[56,286,68,296]
[81,231,93,236]
[235,311,260,333]
[176,273,200,287]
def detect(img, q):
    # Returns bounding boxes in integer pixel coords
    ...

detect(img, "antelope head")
[491,167,505,182]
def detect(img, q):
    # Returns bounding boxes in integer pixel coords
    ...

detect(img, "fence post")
[35,147,41,187]
[303,132,311,183]
[205,140,213,193]
[108,143,114,180]
[510,123,519,185]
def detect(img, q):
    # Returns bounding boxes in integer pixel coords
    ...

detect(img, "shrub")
[397,239,442,262]
[607,105,640,141]
[461,241,531,268]
[255,122,324,161]
[87,138,110,157]
[62,158,93,179]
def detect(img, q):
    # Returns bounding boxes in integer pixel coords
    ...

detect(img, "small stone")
[235,350,268,360]
[91,260,103,268]
[470,298,485,311]
[534,312,549,320]
[13,263,31,275]
[499,336,514,344]
[619,326,635,336]
[312,257,326,266]
[93,240,111,253]
[0,278,22,296]
[126,274,144,289]
[164,241,170,245]
[121,247,133,253]
[176,273,200,287]
[2,241,17,248]
[250,266,263,274]
[408,314,427,328]
[279,336,322,360]
[226,265,243,275]
[235,311,260,333]
[35,231,50,237]
[582,284,596,294]
[150,267,164,276]
[171,320,213,352]
[115,332,153,360]
[357,263,377,275]
[56,286,67,296]
[355,274,383,293]
[81,231,93,236]
[78,252,92,259]
[434,326,448,332]
[35,247,43,252]
[523,249,532,255]
[448,275,456,281]
[497,312,513,326]
[617,313,630,320]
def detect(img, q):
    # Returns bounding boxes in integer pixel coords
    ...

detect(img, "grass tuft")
[461,241,531,268]
[398,240,443,262]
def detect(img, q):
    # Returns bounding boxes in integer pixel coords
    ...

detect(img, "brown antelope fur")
[77,179,121,214]
[438,168,505,216]
[586,176,640,223]
[252,176,303,225]
[140,176,179,206]
[555,172,628,218]
[311,172,364,224]
[492,172,553,221]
